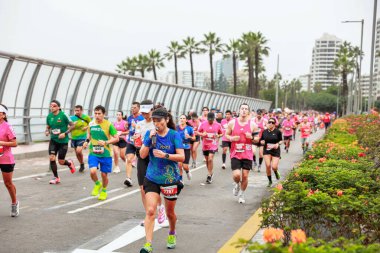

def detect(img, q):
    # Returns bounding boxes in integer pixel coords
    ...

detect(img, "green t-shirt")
[70,114,91,140]
[46,111,72,143]
[89,119,117,158]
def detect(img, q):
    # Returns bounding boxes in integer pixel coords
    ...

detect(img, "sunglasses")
[268,122,275,124]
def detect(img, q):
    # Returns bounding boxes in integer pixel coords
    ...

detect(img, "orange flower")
[276,184,283,191]
[315,166,319,170]
[308,155,314,159]
[291,229,307,244]
[263,227,284,243]
[337,190,343,196]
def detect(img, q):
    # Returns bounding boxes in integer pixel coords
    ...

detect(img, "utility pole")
[275,54,279,109]
[368,0,377,111]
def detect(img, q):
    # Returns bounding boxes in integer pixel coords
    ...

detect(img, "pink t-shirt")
[281,119,294,137]
[230,119,253,160]
[198,121,222,151]
[188,119,201,134]
[221,118,233,142]
[113,120,128,140]
[300,123,312,138]
[0,121,16,164]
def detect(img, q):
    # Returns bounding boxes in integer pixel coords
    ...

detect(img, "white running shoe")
[113,166,120,174]
[233,183,240,196]
[222,163,226,169]
[186,171,192,180]
[11,201,20,217]
[238,194,246,204]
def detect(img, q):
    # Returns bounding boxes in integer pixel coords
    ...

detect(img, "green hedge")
[242,116,380,252]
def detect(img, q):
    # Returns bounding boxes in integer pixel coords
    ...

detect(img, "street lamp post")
[342,19,364,114]
[369,0,378,111]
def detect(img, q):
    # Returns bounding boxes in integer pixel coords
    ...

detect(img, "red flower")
[276,184,283,191]
[358,152,366,157]
[337,190,343,197]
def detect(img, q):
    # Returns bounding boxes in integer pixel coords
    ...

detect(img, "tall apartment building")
[214,57,237,81]
[373,19,380,99]
[166,71,210,89]
[310,33,342,90]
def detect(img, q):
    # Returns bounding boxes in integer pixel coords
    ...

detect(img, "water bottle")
[152,134,157,148]
[134,125,142,148]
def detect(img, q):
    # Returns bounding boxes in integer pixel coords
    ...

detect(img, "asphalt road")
[0,130,324,253]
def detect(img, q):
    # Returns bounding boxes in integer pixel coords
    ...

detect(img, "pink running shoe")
[49,177,61,184]
[68,160,76,174]
[157,205,166,224]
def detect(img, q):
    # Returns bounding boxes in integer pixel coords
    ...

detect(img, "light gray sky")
[0,0,374,81]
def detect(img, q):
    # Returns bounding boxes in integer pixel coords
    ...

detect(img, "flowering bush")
[242,116,380,252]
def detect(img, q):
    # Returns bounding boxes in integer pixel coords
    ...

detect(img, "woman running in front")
[139,107,185,253]
[260,117,283,187]
[112,111,128,173]
[0,104,19,216]
[177,114,195,182]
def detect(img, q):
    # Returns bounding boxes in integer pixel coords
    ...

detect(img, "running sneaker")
[79,164,85,173]
[186,171,192,180]
[113,166,120,174]
[253,161,258,167]
[140,242,153,253]
[157,205,166,224]
[91,182,102,196]
[274,170,281,180]
[140,220,145,227]
[286,148,289,153]
[267,181,273,187]
[222,163,226,170]
[192,161,196,168]
[257,165,261,173]
[11,201,19,217]
[167,235,176,249]
[238,194,246,204]
[68,160,76,174]
[98,190,107,200]
[206,174,213,184]
[124,177,133,187]
[49,177,60,184]
[233,183,240,196]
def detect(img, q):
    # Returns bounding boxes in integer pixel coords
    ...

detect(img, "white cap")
[140,103,154,113]
[0,105,8,114]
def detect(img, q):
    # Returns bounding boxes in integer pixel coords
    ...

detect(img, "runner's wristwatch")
[165,153,169,159]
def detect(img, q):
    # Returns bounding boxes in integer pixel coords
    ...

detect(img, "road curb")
[218,208,262,253]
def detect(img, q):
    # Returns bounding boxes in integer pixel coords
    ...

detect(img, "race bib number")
[206,133,215,141]
[285,127,291,131]
[236,143,245,152]
[160,185,178,199]
[266,143,276,150]
[304,129,310,133]
[52,129,61,135]
[223,124,228,129]
[93,145,104,154]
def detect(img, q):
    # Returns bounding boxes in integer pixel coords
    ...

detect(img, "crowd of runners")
[0,99,335,253]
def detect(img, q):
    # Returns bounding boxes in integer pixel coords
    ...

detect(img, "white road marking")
[98,220,162,252]
[68,189,141,214]
[67,165,206,214]
[45,187,124,211]
[0,168,67,182]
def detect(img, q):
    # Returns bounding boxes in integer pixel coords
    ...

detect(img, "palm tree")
[253,32,269,97]
[165,41,185,84]
[136,54,150,78]
[239,32,255,97]
[116,57,138,76]
[202,32,225,91]
[147,49,165,80]
[239,32,269,98]
[334,41,355,115]
[224,39,240,95]
[182,37,205,88]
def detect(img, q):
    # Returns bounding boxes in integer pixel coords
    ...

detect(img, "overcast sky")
[0,0,374,81]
